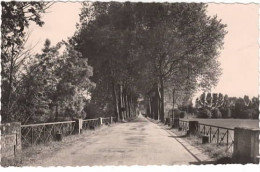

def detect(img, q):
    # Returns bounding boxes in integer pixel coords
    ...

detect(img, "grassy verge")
[147,117,233,163]
[171,128,232,160]
[19,124,115,166]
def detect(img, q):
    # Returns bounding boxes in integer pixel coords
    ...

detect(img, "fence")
[21,121,76,147]
[179,119,234,152]
[21,116,116,148]
[82,118,100,130]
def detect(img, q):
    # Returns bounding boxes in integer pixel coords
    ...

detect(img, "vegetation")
[72,2,226,122]
[2,2,227,124]
[192,92,259,119]
[1,2,95,124]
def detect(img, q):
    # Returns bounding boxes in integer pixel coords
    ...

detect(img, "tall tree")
[1,2,53,122]
[72,2,226,122]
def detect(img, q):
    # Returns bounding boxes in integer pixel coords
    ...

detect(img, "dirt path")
[30,115,205,166]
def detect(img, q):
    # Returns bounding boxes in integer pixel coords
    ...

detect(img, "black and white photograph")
[0,0,259,168]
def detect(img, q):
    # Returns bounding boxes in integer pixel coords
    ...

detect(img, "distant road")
[31,115,204,166]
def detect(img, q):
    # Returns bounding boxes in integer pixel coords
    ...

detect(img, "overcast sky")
[25,2,259,99]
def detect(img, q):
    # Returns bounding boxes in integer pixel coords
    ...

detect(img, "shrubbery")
[194,92,259,119]
[179,111,186,118]
[211,108,222,118]
[198,108,211,118]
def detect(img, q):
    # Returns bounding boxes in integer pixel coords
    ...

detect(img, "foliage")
[73,2,226,121]
[3,39,95,124]
[1,1,52,122]
[211,108,222,118]
[179,111,186,118]
[195,92,259,119]
[198,108,212,118]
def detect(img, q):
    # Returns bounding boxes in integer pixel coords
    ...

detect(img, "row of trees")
[72,2,227,122]
[193,93,259,119]
[2,2,227,124]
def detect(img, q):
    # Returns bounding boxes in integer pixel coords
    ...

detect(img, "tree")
[73,2,226,122]
[72,2,146,120]
[14,40,95,124]
[130,3,226,121]
[1,2,53,122]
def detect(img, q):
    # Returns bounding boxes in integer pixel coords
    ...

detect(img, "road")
[31,115,203,166]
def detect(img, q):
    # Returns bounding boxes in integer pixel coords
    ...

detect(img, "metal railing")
[198,123,234,152]
[178,119,234,153]
[102,117,111,124]
[82,118,100,130]
[179,120,189,131]
[21,116,117,148]
[21,121,76,147]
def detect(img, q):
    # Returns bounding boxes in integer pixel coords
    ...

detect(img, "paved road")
[31,115,200,166]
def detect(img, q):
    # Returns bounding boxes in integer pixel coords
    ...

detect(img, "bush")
[179,111,187,118]
[173,109,181,118]
[242,108,258,119]
[198,108,211,118]
[220,108,231,118]
[211,108,222,118]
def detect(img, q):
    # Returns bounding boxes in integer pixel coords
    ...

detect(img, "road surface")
[31,115,203,166]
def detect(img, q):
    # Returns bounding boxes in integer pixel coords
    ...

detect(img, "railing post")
[233,127,260,164]
[209,126,212,142]
[0,122,22,166]
[172,118,179,129]
[187,121,198,135]
[100,117,103,125]
[227,130,229,145]
[217,128,219,144]
[74,119,83,134]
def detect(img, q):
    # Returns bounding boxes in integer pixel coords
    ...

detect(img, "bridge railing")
[101,117,111,125]
[179,120,189,131]
[21,121,76,147]
[179,119,234,153]
[82,118,100,130]
[21,116,117,148]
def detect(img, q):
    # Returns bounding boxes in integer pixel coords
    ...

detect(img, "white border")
[0,0,259,171]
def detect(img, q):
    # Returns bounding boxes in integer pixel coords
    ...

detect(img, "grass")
[19,124,114,166]
[170,128,233,163]
[147,117,235,163]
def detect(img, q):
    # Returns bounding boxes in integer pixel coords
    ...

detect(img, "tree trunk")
[123,86,128,119]
[159,77,165,122]
[172,88,175,119]
[118,84,123,121]
[112,81,119,120]
[6,57,14,121]
[128,95,131,117]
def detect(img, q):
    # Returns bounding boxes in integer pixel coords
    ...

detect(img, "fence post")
[100,117,103,125]
[187,121,198,135]
[74,119,83,134]
[172,118,179,129]
[0,122,22,166]
[233,127,260,164]
[110,117,113,124]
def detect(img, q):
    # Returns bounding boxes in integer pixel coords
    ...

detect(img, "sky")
[25,2,259,99]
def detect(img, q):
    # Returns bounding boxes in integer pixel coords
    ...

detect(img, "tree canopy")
[71,2,227,121]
